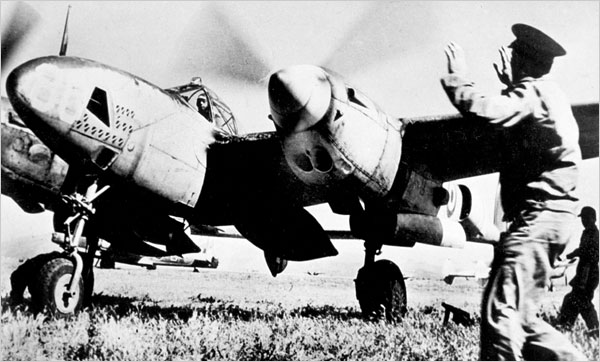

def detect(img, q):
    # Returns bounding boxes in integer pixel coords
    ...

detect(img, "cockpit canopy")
[166,78,238,136]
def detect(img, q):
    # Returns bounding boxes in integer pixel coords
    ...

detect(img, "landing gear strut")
[354,241,407,322]
[24,180,108,316]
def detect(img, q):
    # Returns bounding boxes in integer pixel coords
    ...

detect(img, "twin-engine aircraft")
[3,9,598,320]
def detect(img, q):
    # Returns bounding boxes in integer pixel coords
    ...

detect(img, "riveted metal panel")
[126,112,214,207]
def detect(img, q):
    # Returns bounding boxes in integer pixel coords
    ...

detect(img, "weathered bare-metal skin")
[7,56,214,208]
[270,65,404,202]
[1,99,68,212]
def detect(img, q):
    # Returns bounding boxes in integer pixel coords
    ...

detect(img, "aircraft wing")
[199,131,330,215]
[400,103,599,181]
[194,131,339,262]
[573,103,600,160]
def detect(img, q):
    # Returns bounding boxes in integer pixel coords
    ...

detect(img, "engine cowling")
[269,65,404,201]
[1,111,68,213]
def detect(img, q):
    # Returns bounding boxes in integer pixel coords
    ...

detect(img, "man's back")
[580,225,599,265]
[498,76,581,218]
[441,72,582,218]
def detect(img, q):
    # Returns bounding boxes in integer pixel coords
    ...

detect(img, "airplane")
[442,256,579,292]
[91,236,219,271]
[104,252,219,271]
[2,4,598,320]
[442,259,490,286]
[44,232,220,271]
[2,73,224,273]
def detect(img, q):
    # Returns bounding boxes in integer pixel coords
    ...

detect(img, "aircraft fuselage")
[7,56,213,210]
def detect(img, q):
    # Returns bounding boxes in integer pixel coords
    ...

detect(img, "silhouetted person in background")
[559,206,599,333]
[442,23,585,360]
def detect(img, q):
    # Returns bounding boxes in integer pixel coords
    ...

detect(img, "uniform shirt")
[441,74,582,220]
[572,224,599,265]
[569,224,599,290]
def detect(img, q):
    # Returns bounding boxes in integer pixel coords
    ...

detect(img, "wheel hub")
[54,273,79,314]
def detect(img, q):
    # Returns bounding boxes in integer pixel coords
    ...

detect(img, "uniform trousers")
[480,209,586,360]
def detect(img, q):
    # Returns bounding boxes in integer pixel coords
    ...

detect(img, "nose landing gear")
[16,180,108,316]
[31,257,85,316]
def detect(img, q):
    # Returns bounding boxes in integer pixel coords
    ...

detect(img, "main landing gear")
[10,180,108,316]
[354,240,407,321]
[350,207,407,322]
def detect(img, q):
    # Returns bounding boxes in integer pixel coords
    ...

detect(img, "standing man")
[559,206,599,332]
[442,24,586,360]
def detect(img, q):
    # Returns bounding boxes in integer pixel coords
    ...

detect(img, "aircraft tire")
[9,252,63,305]
[355,259,407,322]
[30,257,84,317]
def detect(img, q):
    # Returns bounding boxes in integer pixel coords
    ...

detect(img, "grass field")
[1,257,598,360]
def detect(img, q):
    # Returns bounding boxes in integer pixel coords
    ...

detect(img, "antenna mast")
[59,5,71,56]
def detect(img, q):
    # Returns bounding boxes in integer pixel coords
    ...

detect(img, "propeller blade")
[322,2,437,76]
[1,1,40,68]
[172,3,272,84]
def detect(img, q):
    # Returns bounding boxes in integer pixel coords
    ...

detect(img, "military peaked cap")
[509,23,566,59]
[579,206,597,219]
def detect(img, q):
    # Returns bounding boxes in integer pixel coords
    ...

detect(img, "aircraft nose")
[268,65,332,133]
[7,57,84,132]
[6,58,58,122]
[6,61,34,111]
[5,57,89,160]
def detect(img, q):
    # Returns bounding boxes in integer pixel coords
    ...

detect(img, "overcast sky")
[2,1,598,126]
[1,2,598,258]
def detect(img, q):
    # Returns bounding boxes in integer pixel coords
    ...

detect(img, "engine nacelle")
[1,110,68,213]
[388,213,466,248]
[269,65,404,201]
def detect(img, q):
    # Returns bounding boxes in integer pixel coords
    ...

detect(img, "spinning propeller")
[172,3,272,85]
[1,1,40,69]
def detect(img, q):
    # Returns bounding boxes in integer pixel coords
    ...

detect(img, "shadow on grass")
[1,291,367,323]
[1,294,29,314]
[86,293,365,322]
[3,292,461,325]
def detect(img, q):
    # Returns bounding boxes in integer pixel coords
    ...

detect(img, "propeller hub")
[268,65,331,133]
